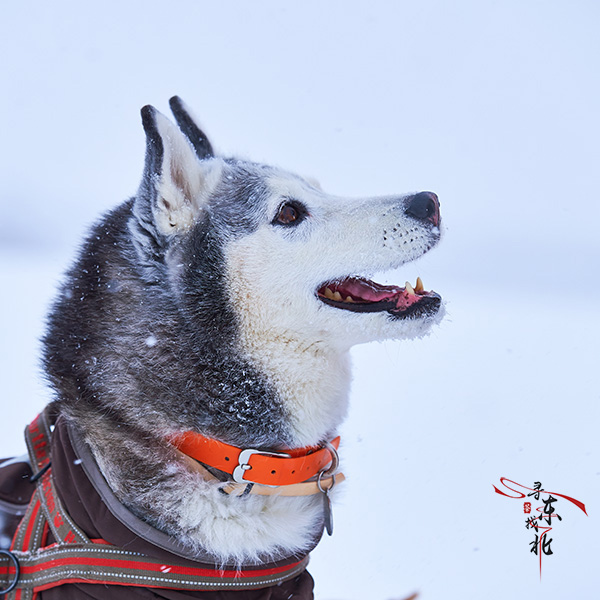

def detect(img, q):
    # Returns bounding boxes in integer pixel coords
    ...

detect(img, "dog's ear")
[135,105,221,238]
[169,96,214,160]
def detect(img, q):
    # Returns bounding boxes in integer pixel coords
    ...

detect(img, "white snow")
[1,2,599,599]
[145,335,158,348]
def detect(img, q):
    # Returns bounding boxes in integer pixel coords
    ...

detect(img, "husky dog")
[42,97,443,568]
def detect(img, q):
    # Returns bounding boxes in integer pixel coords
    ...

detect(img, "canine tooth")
[332,291,343,301]
[345,296,355,303]
[405,281,415,295]
[324,287,335,299]
[415,277,424,293]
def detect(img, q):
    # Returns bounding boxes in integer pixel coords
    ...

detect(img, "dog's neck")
[237,329,352,448]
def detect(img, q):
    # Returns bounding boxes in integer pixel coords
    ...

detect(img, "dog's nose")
[405,192,440,227]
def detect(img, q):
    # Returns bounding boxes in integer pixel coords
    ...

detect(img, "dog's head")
[43,98,444,447]
[134,98,443,357]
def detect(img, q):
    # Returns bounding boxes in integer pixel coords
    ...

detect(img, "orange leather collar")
[169,432,340,487]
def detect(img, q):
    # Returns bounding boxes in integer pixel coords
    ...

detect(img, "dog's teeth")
[345,296,354,303]
[332,291,343,301]
[324,287,335,300]
[415,277,424,293]
[405,281,415,295]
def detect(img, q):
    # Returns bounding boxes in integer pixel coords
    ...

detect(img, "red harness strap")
[0,411,308,599]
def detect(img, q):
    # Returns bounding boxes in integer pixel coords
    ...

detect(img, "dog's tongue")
[337,278,401,302]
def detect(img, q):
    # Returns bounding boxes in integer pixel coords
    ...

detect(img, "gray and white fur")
[43,97,444,566]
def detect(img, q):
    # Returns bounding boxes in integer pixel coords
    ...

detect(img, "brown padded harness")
[0,410,311,599]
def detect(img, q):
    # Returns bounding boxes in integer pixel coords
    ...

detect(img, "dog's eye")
[278,204,298,224]
[273,201,307,227]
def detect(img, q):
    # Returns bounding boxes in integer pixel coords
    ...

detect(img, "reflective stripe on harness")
[0,410,308,598]
[0,542,309,595]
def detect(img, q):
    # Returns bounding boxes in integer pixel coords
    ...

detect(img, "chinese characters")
[493,477,587,578]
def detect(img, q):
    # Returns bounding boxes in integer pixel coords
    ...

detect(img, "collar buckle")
[232,448,291,484]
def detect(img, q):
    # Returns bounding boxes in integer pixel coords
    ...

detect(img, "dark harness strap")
[0,410,308,598]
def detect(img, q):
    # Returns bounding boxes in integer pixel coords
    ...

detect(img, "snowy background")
[0,1,598,598]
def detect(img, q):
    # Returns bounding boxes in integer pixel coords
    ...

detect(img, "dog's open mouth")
[317,277,441,319]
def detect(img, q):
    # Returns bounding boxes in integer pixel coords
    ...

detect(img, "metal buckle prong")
[232,448,291,484]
